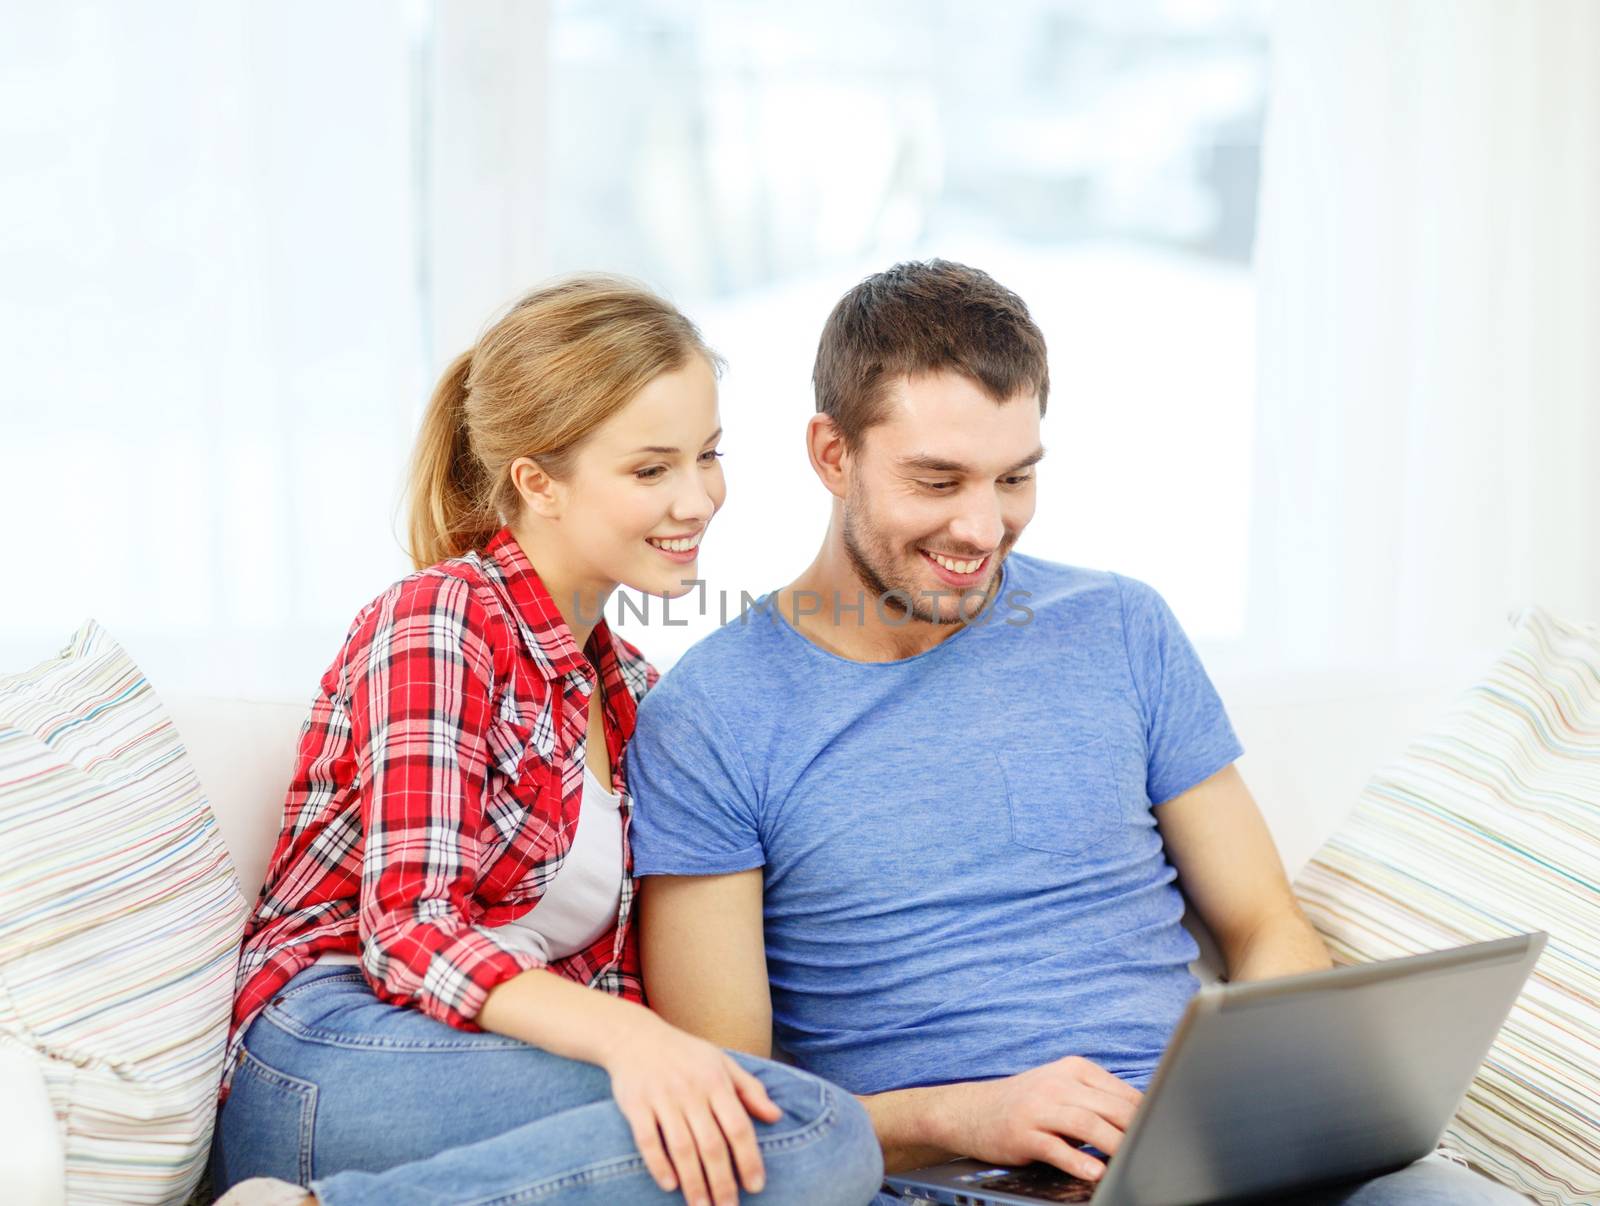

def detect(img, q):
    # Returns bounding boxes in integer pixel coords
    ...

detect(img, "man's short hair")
[812,259,1050,448]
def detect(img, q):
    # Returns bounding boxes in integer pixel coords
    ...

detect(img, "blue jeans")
[871,1151,1524,1205]
[211,964,883,1205]
[1278,1152,1528,1203]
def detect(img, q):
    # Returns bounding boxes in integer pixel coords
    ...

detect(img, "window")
[540,0,1270,664]
[0,1,1269,693]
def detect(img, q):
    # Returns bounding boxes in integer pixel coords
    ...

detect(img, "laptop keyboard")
[961,1164,1099,1202]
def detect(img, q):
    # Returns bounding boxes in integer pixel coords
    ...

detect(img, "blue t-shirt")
[626,554,1242,1096]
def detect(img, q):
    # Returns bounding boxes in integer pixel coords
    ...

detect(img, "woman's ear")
[509,456,563,520]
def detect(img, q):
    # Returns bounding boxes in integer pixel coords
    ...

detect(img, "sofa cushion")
[0,622,249,1205]
[1295,608,1599,1205]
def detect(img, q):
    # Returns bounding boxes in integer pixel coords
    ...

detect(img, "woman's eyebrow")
[624,428,723,457]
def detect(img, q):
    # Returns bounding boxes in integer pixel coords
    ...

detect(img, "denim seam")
[460,1088,842,1205]
[238,1046,319,1185]
[261,1006,529,1053]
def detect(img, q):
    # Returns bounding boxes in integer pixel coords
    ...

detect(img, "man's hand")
[938,1056,1143,1181]
[869,1055,1143,1182]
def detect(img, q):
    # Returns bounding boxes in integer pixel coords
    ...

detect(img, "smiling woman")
[209,275,884,1205]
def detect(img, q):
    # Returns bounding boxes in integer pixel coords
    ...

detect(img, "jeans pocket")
[216,1045,319,1188]
[1000,738,1133,857]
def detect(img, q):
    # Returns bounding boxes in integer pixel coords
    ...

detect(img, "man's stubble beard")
[841,477,1012,627]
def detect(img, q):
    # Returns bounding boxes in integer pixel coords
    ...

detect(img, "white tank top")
[317,765,625,971]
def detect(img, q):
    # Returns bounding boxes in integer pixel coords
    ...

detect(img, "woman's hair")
[407,275,720,569]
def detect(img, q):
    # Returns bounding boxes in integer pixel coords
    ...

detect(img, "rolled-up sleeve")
[348,572,547,1028]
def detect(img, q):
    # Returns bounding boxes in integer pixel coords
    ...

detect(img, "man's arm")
[1155,763,1333,981]
[640,872,1139,1182]
[640,872,947,1168]
[638,870,774,1058]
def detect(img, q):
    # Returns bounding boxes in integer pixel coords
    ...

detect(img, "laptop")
[884,932,1545,1205]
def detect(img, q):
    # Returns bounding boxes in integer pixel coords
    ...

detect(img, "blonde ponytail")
[404,275,720,570]
[407,348,498,569]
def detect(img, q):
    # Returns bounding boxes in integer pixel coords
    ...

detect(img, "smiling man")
[623,261,1518,1205]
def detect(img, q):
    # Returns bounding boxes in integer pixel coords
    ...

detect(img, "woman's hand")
[601,1009,783,1206]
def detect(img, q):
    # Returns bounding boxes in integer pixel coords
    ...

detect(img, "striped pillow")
[1295,608,1599,1206]
[0,622,249,1205]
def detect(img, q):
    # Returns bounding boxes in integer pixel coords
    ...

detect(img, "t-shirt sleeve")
[1114,573,1244,806]
[625,669,765,877]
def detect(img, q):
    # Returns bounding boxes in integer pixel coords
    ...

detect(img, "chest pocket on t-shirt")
[998,738,1138,858]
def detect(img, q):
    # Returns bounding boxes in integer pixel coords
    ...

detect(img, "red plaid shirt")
[221,528,656,1101]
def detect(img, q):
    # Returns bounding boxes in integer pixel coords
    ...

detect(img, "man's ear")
[509,455,563,520]
[806,414,853,501]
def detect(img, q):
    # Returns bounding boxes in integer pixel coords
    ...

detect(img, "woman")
[211,278,883,1206]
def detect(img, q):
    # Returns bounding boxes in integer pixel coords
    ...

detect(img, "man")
[625,260,1520,1205]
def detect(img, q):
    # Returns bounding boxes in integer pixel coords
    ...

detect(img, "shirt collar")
[481,528,626,695]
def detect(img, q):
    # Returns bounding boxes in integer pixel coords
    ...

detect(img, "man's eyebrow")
[625,427,723,456]
[897,446,1046,475]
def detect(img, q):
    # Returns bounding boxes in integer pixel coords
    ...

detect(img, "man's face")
[840,372,1042,625]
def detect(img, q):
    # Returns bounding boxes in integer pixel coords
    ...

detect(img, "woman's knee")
[816,1086,884,1203]
[736,1057,884,1205]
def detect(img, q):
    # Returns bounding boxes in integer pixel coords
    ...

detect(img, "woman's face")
[543,353,726,600]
